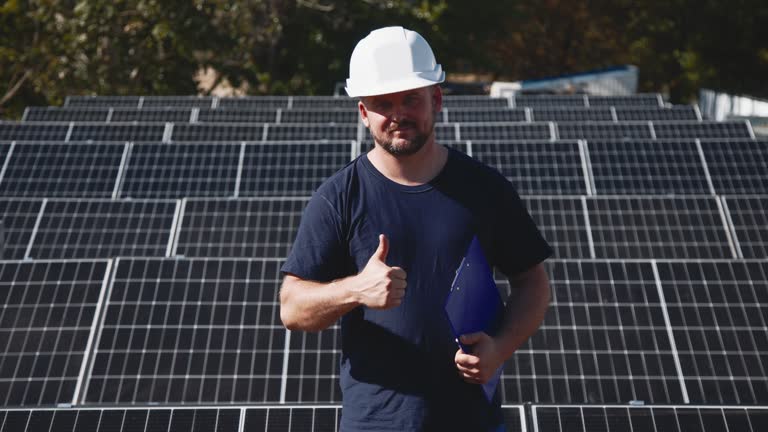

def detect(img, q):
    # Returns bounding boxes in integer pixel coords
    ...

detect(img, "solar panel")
[65,96,141,108]
[503,260,683,404]
[587,140,712,194]
[724,196,768,259]
[264,124,357,141]
[522,198,591,259]
[0,199,43,259]
[442,95,510,108]
[531,107,613,122]
[141,97,213,108]
[174,199,306,258]
[656,260,768,404]
[27,199,177,259]
[653,121,752,139]
[69,124,165,142]
[471,140,586,194]
[171,124,265,142]
[111,109,191,123]
[459,123,552,140]
[514,95,587,108]
[586,197,734,259]
[197,109,277,124]
[0,123,69,141]
[291,97,357,109]
[217,97,289,109]
[244,407,340,431]
[285,327,341,403]
[24,107,109,122]
[84,258,284,403]
[0,143,124,198]
[239,142,351,197]
[615,106,699,121]
[119,143,240,198]
[0,407,241,431]
[533,405,768,432]
[700,139,768,194]
[557,122,653,140]
[445,108,527,123]
[0,260,109,406]
[588,94,663,106]
[279,109,358,124]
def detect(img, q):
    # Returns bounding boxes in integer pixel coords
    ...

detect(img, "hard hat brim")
[345,70,445,98]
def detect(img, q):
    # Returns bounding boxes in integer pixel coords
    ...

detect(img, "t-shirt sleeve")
[281,193,350,282]
[490,181,553,278]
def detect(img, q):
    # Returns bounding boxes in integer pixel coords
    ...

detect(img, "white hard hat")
[345,26,445,98]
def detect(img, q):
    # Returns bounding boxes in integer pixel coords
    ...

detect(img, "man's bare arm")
[280,234,407,332]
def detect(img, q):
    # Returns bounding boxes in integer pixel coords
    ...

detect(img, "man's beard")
[371,113,437,156]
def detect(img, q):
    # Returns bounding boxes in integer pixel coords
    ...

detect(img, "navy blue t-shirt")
[281,146,552,431]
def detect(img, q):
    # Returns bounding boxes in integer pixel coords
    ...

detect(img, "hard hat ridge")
[345,26,445,98]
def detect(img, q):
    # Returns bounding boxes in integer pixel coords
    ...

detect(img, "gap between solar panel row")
[1,195,765,260]
[0,139,765,199]
[0,120,755,142]
[0,258,766,408]
[21,105,700,124]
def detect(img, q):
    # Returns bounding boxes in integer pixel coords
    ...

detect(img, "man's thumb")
[372,234,389,262]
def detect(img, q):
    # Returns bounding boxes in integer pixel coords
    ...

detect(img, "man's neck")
[367,139,449,186]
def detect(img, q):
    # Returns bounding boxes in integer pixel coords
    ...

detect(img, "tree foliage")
[1,0,766,118]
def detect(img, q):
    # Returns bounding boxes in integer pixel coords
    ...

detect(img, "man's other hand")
[454,332,504,385]
[353,234,407,309]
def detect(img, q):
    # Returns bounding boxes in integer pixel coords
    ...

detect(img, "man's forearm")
[279,275,360,332]
[494,264,550,360]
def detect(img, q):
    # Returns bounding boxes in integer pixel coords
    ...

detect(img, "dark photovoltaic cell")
[69,124,165,142]
[175,199,306,258]
[244,407,340,432]
[533,406,768,432]
[615,106,698,121]
[700,139,768,194]
[442,96,509,108]
[557,122,652,140]
[85,259,285,403]
[217,97,289,109]
[0,143,124,198]
[0,408,240,431]
[588,94,662,106]
[587,140,711,194]
[66,96,141,108]
[471,141,586,195]
[239,142,351,197]
[522,198,591,259]
[459,123,552,140]
[285,327,341,403]
[653,121,752,139]
[586,197,734,259]
[280,109,358,124]
[514,95,586,108]
[657,260,768,404]
[531,107,613,122]
[0,199,43,259]
[110,109,191,123]
[171,124,265,142]
[197,109,277,124]
[502,260,683,404]
[28,200,176,259]
[291,97,357,109]
[264,124,357,141]
[141,97,213,108]
[445,108,527,123]
[119,143,240,198]
[0,260,108,406]
[24,107,109,122]
[0,123,69,141]
[725,196,768,259]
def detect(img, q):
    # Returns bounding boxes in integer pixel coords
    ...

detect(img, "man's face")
[358,86,442,156]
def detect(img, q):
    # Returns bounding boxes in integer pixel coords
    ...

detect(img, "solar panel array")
[1,93,766,431]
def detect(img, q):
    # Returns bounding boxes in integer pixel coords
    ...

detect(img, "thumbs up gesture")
[353,234,408,309]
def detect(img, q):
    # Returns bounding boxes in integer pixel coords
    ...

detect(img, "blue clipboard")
[444,235,505,401]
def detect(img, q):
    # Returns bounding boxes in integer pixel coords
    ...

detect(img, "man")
[280,26,551,431]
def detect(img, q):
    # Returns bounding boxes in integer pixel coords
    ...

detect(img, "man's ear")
[358,100,370,128]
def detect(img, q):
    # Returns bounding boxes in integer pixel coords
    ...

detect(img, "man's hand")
[454,332,504,385]
[352,234,407,309]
